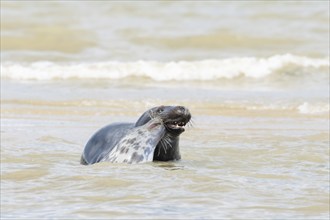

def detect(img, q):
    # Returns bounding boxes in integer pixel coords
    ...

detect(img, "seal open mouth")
[161,106,191,134]
[164,116,190,134]
[165,121,187,131]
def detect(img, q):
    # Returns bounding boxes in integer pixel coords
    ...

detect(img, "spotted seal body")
[81,106,191,165]
[101,117,165,164]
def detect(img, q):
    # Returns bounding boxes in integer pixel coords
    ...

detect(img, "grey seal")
[101,117,165,164]
[81,105,191,165]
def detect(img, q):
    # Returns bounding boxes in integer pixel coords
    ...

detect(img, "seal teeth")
[166,120,186,130]
[174,122,185,128]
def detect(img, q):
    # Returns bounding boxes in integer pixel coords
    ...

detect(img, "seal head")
[135,106,191,161]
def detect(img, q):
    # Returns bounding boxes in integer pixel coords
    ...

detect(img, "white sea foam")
[244,101,329,115]
[298,102,330,115]
[1,54,328,81]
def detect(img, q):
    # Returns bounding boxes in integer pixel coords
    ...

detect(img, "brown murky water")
[1,80,329,219]
[1,1,329,219]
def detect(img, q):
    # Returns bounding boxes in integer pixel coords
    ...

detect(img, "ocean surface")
[1,1,329,219]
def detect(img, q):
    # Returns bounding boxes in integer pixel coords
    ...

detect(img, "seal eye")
[157,107,164,113]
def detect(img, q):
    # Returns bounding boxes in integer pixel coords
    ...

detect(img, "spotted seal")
[101,117,165,164]
[81,105,191,165]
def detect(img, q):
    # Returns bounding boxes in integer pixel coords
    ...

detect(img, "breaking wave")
[1,54,328,81]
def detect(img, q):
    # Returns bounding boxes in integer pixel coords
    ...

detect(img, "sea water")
[1,1,329,219]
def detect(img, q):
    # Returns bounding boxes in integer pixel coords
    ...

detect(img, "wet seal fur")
[101,117,165,164]
[81,106,191,165]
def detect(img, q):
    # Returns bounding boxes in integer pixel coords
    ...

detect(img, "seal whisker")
[157,135,172,158]
[162,141,167,154]
[163,135,172,149]
[159,135,171,154]
[187,118,194,128]
[161,134,170,147]
[160,139,168,152]
[157,143,162,156]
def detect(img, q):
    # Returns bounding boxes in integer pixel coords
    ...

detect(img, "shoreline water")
[1,1,329,219]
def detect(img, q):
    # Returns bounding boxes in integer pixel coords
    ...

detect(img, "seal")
[81,105,191,165]
[101,117,165,164]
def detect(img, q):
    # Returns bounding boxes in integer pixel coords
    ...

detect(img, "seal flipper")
[80,155,88,165]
